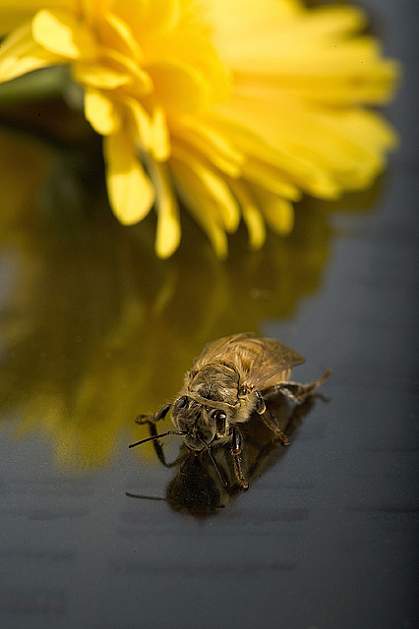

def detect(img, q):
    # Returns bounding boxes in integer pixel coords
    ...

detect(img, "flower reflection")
[0,127,373,469]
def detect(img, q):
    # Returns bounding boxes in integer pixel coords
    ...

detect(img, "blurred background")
[0,2,418,629]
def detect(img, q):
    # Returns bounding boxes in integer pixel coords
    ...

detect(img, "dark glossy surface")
[0,2,418,628]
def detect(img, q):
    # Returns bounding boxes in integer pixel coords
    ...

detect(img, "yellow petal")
[215,114,339,199]
[172,145,240,233]
[242,157,301,200]
[0,1,73,36]
[141,0,181,34]
[148,61,209,114]
[252,188,294,235]
[230,180,265,249]
[101,48,152,94]
[81,0,112,22]
[151,106,170,161]
[104,128,155,225]
[209,0,302,61]
[280,6,366,43]
[176,118,243,177]
[84,88,121,135]
[0,22,61,84]
[242,202,266,249]
[220,5,366,68]
[171,158,228,258]
[149,160,181,258]
[125,97,152,150]
[74,61,130,89]
[32,9,97,60]
[308,109,396,189]
[100,10,143,61]
[235,56,398,107]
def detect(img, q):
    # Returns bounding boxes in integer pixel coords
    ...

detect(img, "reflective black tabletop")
[0,2,418,628]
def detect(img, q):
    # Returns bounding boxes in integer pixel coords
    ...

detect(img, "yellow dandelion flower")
[0,0,398,257]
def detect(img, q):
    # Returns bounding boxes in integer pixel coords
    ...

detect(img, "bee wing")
[192,333,253,370]
[245,338,305,391]
[191,334,304,391]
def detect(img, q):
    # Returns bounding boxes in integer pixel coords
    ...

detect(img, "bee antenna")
[125,492,166,502]
[129,431,184,449]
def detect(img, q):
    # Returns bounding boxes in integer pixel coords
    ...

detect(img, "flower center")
[107,0,231,118]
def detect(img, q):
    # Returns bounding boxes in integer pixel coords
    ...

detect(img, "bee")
[130,333,330,490]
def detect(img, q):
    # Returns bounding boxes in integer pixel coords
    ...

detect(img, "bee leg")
[264,370,331,405]
[255,390,266,414]
[134,405,178,468]
[145,421,181,468]
[135,403,172,425]
[259,409,290,446]
[279,369,331,404]
[230,426,249,490]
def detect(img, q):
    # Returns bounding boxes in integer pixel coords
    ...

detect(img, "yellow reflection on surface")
[0,126,364,470]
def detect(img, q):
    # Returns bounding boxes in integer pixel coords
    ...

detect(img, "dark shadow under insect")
[128,392,327,516]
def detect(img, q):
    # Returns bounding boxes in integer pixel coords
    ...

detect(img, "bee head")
[172,396,227,451]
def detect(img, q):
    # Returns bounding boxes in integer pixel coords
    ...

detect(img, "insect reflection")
[127,393,323,516]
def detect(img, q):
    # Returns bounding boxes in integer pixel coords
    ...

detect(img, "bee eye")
[176,396,188,410]
[211,409,226,422]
